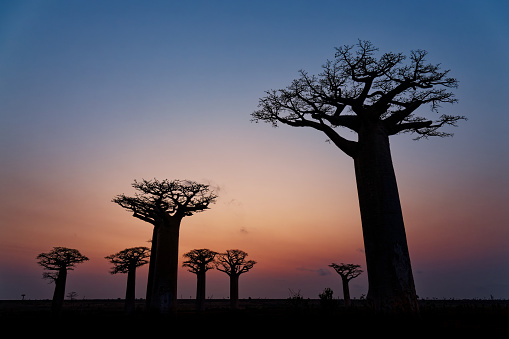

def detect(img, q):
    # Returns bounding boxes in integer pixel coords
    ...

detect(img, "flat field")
[1,299,508,336]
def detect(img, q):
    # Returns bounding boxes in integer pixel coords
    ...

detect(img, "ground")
[1,299,508,336]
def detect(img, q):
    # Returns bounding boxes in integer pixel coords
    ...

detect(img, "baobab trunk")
[150,218,181,314]
[51,268,67,315]
[125,265,136,314]
[196,270,206,311]
[229,274,240,310]
[145,225,158,309]
[341,276,352,307]
[353,122,419,313]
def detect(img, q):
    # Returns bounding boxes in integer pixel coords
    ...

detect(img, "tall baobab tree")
[36,247,89,314]
[329,263,363,307]
[182,248,218,311]
[105,246,150,314]
[252,40,465,313]
[215,249,256,309]
[112,178,217,313]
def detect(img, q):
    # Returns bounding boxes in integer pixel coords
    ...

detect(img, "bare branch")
[401,114,467,140]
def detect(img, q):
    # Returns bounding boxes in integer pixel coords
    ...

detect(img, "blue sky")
[1,0,508,300]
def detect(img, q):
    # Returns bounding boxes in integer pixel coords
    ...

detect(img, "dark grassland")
[1,299,508,336]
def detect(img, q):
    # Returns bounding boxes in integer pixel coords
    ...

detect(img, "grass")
[1,298,508,336]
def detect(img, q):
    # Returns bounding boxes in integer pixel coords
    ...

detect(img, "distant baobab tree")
[112,178,217,313]
[105,246,150,314]
[66,291,78,300]
[329,263,363,307]
[36,247,89,314]
[252,40,465,313]
[215,249,256,309]
[182,248,218,311]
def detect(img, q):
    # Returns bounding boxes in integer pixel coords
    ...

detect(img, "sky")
[1,0,508,301]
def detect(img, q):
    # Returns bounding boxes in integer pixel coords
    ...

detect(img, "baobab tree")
[215,249,256,309]
[182,248,218,311]
[329,263,363,307]
[105,246,150,314]
[36,247,89,314]
[252,40,465,313]
[112,178,217,313]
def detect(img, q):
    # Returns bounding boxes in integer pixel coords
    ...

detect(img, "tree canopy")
[105,247,151,274]
[182,249,218,274]
[36,247,89,281]
[112,178,218,224]
[215,249,256,276]
[329,263,363,281]
[252,40,465,158]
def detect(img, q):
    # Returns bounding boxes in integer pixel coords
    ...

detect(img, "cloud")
[224,199,243,207]
[296,267,331,276]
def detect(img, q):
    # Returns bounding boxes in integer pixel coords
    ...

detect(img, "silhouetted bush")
[319,287,337,312]
[287,289,308,312]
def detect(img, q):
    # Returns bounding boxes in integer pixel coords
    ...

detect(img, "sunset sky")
[1,0,508,301]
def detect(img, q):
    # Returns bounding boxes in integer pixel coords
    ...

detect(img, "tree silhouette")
[252,40,465,313]
[329,263,363,307]
[36,247,89,314]
[215,249,256,309]
[66,291,78,300]
[112,178,217,313]
[182,248,218,311]
[105,246,150,314]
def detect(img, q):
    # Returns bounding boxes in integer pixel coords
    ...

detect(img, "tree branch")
[390,114,467,139]
[274,114,358,157]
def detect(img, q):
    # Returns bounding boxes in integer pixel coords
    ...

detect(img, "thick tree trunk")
[150,217,181,314]
[51,268,67,315]
[196,271,206,311]
[230,274,240,310]
[341,277,351,307]
[353,122,419,314]
[125,265,136,314]
[145,225,158,309]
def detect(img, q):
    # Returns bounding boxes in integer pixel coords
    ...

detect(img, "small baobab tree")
[105,246,150,314]
[329,263,363,307]
[112,178,217,313]
[36,247,89,314]
[66,291,78,300]
[182,248,218,311]
[215,249,256,309]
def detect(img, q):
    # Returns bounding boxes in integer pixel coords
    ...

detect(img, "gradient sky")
[1,0,508,301]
